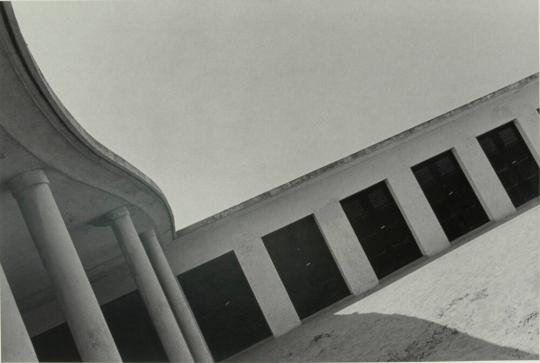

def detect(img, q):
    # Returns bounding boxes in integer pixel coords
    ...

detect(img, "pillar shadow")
[28,310,539,362]
[230,312,538,362]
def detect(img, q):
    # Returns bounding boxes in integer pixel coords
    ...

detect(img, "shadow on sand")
[231,312,538,362]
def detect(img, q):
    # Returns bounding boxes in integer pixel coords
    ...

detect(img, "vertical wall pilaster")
[236,239,300,336]
[388,168,450,255]
[454,138,515,220]
[314,200,378,295]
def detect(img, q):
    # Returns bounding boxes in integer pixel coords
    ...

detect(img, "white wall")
[164,78,539,338]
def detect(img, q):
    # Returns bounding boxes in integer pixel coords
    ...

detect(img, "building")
[1,3,539,362]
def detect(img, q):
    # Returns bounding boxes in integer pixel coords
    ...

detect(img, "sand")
[232,205,540,361]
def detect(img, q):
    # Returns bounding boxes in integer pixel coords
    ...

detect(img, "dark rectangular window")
[412,150,489,241]
[340,181,422,279]
[178,251,271,361]
[32,290,167,362]
[102,291,167,362]
[477,121,539,207]
[262,215,350,320]
[32,323,81,362]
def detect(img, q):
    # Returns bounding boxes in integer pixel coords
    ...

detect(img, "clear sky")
[13,0,539,229]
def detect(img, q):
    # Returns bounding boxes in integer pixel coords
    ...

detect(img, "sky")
[12,0,539,229]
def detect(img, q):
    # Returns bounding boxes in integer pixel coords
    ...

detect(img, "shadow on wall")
[230,312,538,362]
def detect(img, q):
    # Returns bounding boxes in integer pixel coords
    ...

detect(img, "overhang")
[0,3,175,319]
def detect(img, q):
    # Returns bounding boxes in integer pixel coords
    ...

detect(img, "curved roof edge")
[1,3,175,239]
[177,72,539,237]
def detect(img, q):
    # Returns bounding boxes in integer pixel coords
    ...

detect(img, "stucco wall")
[163,77,539,338]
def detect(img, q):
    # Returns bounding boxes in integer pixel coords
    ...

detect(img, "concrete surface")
[231,205,540,361]
[386,166,449,256]
[235,237,301,336]
[453,137,515,220]
[314,200,378,295]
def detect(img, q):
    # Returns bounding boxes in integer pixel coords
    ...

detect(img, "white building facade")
[0,3,538,362]
[163,72,539,360]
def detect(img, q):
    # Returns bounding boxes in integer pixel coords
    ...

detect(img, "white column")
[101,207,193,363]
[140,229,213,363]
[314,200,378,295]
[1,263,38,362]
[7,170,122,362]
[387,168,450,255]
[454,139,515,220]
[236,238,301,336]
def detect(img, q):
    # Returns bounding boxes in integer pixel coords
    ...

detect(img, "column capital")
[93,206,131,226]
[7,169,49,199]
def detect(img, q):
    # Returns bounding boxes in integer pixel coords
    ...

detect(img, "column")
[314,200,378,295]
[454,139,515,220]
[140,229,213,363]
[7,170,121,362]
[236,238,301,336]
[100,207,193,363]
[387,167,450,256]
[1,263,38,362]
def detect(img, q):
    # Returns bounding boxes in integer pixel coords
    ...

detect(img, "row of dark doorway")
[33,291,169,362]
[33,252,273,363]
[177,121,538,361]
[176,158,480,361]
[32,122,538,362]
[175,157,486,361]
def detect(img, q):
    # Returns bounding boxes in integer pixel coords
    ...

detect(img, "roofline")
[1,3,176,239]
[176,72,539,237]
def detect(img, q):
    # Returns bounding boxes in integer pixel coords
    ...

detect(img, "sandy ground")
[232,205,539,362]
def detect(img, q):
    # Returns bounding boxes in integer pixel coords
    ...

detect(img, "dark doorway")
[32,323,81,362]
[412,150,489,241]
[32,290,167,362]
[178,251,271,361]
[340,181,423,279]
[262,215,350,320]
[477,122,539,207]
[102,290,167,362]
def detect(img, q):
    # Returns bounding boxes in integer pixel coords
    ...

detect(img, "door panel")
[340,181,422,279]
[178,252,271,361]
[478,122,539,207]
[32,291,168,363]
[262,215,350,320]
[412,150,489,241]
